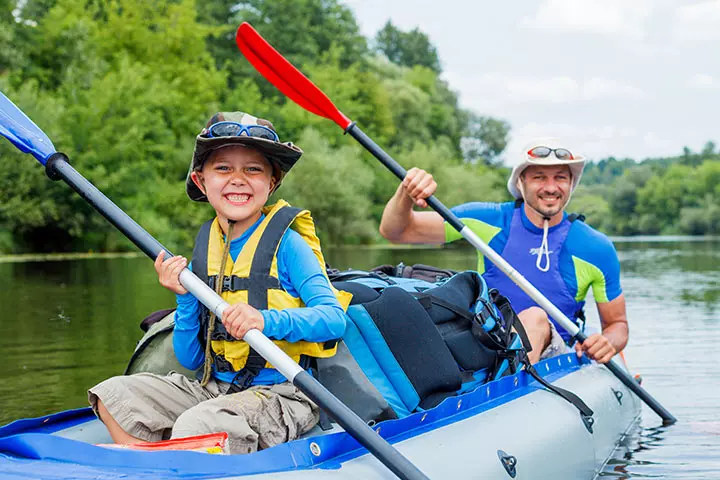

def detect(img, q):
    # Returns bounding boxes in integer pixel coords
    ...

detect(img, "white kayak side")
[225,359,640,480]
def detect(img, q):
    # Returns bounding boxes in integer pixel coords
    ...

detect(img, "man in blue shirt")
[379,138,628,364]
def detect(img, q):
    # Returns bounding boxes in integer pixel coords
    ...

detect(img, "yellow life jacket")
[191,200,352,375]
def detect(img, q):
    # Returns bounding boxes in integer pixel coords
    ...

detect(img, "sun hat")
[186,112,303,202]
[507,137,586,199]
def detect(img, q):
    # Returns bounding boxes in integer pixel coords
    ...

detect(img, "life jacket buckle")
[222,275,233,292]
[228,368,256,393]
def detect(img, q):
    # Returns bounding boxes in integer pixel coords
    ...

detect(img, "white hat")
[507,137,586,199]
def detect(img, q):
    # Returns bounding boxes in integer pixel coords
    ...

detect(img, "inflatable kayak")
[0,271,641,480]
[0,356,640,479]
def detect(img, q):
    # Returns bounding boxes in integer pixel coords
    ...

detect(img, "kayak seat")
[317,286,464,421]
[363,287,462,410]
[330,281,380,305]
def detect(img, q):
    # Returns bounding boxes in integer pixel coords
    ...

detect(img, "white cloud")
[674,1,720,41]
[445,72,647,108]
[689,73,719,89]
[583,78,647,100]
[524,0,655,37]
[501,122,683,166]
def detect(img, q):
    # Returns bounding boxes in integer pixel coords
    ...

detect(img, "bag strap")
[487,292,596,431]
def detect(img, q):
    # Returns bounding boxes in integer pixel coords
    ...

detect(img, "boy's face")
[190,145,276,232]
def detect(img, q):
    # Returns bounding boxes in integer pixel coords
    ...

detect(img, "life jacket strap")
[226,348,267,394]
[208,274,282,293]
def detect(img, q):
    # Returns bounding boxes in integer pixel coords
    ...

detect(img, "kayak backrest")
[357,287,463,412]
[320,270,510,419]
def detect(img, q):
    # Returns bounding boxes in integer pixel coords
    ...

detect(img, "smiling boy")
[89,112,350,454]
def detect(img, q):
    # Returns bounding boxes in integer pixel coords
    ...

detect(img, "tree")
[374,21,441,73]
[461,114,511,165]
[278,128,376,245]
[200,0,368,92]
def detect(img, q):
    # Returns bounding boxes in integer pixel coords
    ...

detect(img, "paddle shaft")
[44,152,428,480]
[347,124,677,426]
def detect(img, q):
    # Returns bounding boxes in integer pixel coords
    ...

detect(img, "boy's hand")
[222,303,265,340]
[154,251,188,295]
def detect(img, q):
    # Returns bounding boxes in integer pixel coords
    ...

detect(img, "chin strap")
[517,180,553,272]
[536,217,551,272]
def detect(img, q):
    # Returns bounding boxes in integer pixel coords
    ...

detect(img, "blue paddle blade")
[0,91,56,165]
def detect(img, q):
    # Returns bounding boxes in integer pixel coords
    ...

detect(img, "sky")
[343,0,720,166]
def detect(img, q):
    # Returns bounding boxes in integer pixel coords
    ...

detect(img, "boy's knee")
[173,404,215,437]
[518,306,550,331]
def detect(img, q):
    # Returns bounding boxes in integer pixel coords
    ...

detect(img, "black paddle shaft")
[574,331,676,425]
[347,124,464,232]
[45,153,171,260]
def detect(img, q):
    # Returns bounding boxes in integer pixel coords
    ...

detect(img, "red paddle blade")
[236,22,352,130]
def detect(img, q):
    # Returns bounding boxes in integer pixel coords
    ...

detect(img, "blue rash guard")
[445,201,622,340]
[173,214,346,386]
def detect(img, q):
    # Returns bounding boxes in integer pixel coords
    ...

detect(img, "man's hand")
[402,168,438,208]
[575,333,617,364]
[222,303,265,340]
[154,251,188,295]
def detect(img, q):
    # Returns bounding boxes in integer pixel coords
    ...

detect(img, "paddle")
[0,91,429,480]
[235,22,677,426]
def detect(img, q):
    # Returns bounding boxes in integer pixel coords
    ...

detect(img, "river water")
[0,239,718,478]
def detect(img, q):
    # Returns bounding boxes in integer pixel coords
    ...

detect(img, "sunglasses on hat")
[205,121,279,142]
[527,146,574,161]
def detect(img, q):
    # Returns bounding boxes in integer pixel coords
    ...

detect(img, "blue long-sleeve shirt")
[172,214,346,385]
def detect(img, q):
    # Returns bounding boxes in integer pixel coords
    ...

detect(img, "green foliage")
[25,0,720,254]
[374,21,441,73]
[277,128,376,245]
[572,146,720,236]
[567,187,610,231]
[461,114,511,165]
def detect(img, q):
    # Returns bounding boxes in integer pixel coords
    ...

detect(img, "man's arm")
[597,294,629,353]
[379,168,446,244]
[575,294,629,364]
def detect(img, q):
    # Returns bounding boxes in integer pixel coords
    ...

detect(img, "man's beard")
[527,193,567,218]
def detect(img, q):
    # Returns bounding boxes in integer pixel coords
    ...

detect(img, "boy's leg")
[171,382,319,454]
[89,372,220,443]
[517,306,552,364]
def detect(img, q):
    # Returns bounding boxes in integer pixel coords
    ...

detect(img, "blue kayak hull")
[0,354,641,479]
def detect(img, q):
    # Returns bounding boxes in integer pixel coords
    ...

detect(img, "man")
[379,138,628,364]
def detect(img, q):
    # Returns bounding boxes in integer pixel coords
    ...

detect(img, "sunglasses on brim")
[527,146,574,161]
[206,121,279,142]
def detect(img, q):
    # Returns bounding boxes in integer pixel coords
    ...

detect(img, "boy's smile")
[191,145,276,238]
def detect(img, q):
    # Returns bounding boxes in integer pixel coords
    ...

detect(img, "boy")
[89,112,351,455]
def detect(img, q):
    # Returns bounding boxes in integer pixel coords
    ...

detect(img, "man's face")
[520,165,572,218]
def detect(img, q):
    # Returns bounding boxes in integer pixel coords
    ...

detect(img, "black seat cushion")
[363,287,462,406]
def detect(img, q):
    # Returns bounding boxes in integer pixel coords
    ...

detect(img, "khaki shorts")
[88,372,318,454]
[539,321,572,360]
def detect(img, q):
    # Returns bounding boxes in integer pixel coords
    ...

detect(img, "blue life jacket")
[483,201,586,342]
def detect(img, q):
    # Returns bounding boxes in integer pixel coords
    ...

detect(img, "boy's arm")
[172,263,205,370]
[262,234,346,343]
